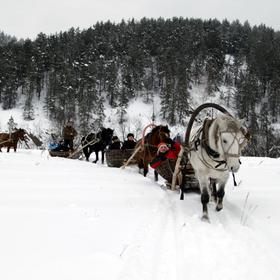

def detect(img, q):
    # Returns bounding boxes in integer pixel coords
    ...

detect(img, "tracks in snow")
[117,187,280,280]
[117,190,186,280]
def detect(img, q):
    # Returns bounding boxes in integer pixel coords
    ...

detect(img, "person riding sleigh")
[150,139,181,169]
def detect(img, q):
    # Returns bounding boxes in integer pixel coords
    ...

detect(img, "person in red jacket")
[150,139,181,169]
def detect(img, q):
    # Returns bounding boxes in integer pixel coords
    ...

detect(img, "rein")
[0,138,13,145]
[0,132,20,145]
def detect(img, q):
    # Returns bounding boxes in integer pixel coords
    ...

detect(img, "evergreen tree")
[7,116,17,132]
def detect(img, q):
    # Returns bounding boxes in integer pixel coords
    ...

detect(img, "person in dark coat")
[62,120,77,151]
[109,136,121,150]
[121,133,136,150]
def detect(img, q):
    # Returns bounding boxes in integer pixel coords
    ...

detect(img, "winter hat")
[157,142,169,150]
[127,133,134,138]
[112,136,119,141]
[66,119,74,126]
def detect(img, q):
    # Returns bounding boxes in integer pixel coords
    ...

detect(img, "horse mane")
[216,115,241,133]
[150,125,170,134]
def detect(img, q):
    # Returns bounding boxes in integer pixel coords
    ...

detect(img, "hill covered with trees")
[0,17,280,156]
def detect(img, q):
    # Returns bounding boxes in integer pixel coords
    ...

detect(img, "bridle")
[218,130,245,159]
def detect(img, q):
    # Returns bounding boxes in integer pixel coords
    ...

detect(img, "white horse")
[189,114,249,221]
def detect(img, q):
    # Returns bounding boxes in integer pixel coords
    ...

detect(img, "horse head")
[209,115,248,172]
[158,125,170,142]
[98,127,114,146]
[15,128,27,141]
[149,125,170,146]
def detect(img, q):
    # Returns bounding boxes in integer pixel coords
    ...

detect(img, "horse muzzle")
[230,163,240,173]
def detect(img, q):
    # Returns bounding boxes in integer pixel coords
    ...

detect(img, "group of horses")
[88,114,249,222]
[1,110,249,222]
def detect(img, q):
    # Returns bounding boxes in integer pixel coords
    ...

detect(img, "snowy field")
[0,149,280,280]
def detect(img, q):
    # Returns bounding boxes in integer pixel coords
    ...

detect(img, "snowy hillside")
[0,150,280,280]
[0,84,235,146]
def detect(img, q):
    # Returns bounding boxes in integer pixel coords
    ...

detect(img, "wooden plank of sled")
[171,145,184,191]
[68,138,99,159]
[121,145,141,169]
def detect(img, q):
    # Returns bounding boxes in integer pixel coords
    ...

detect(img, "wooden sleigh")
[105,149,136,167]
[48,149,82,159]
[48,137,100,160]
[155,158,199,191]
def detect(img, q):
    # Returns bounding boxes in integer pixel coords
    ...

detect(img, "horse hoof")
[201,214,210,222]
[216,204,223,211]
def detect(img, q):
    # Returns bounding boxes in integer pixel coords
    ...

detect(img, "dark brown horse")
[134,124,170,179]
[0,128,27,152]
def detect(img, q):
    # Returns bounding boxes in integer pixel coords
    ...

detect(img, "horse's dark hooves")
[216,204,223,212]
[201,214,210,222]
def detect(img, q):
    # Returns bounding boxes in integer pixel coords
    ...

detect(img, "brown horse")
[0,128,27,152]
[134,125,171,179]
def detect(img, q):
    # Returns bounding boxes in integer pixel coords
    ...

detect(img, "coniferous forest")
[0,18,280,157]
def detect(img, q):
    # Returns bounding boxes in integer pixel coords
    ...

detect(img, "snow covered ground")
[0,149,279,280]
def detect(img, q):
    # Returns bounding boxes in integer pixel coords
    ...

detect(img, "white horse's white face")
[216,131,242,172]
[214,116,247,173]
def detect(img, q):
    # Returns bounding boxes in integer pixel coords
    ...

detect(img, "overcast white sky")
[1,0,279,39]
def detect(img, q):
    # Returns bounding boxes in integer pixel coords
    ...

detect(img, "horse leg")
[154,170,158,181]
[216,183,225,211]
[83,147,90,161]
[7,146,10,153]
[199,179,210,221]
[101,150,105,164]
[137,159,144,175]
[93,151,99,163]
[210,178,217,203]
[143,160,149,177]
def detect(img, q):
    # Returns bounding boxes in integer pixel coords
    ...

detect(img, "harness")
[191,120,227,170]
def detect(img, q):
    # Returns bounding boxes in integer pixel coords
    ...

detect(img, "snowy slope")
[0,150,279,280]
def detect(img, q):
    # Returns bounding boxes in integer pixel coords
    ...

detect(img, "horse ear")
[165,125,170,132]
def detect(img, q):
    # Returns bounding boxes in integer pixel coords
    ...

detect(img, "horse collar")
[201,119,220,159]
[203,142,220,158]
